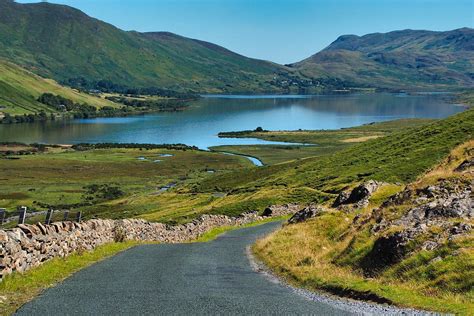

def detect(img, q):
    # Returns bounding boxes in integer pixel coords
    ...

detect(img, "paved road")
[17,222,351,315]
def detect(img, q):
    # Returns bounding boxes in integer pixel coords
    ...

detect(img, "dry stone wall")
[0,206,297,280]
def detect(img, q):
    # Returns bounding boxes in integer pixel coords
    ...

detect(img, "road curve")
[17,222,351,315]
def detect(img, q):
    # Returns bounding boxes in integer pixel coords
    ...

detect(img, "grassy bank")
[253,141,473,315]
[0,59,117,116]
[0,241,138,315]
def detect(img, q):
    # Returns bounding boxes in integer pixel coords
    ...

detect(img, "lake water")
[0,94,466,149]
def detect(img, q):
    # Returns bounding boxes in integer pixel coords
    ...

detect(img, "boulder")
[333,180,382,208]
[288,205,322,224]
[361,230,411,276]
[332,191,350,207]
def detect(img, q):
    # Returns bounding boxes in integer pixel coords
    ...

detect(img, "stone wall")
[0,205,298,280]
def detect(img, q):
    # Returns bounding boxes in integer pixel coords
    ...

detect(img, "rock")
[422,240,439,251]
[450,223,471,235]
[362,230,410,276]
[262,207,273,217]
[262,204,299,217]
[332,191,350,207]
[429,256,443,264]
[288,205,322,224]
[333,180,382,208]
[455,159,474,172]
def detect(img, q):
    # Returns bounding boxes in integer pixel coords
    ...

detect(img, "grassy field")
[213,119,433,165]
[211,145,329,165]
[1,110,472,226]
[201,111,472,193]
[0,146,253,225]
[253,141,474,315]
[0,109,472,314]
[0,60,118,116]
[138,109,473,223]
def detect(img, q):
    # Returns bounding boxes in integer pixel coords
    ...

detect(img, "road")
[17,222,352,315]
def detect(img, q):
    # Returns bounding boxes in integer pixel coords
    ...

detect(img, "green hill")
[193,108,474,215]
[0,59,117,116]
[293,28,474,90]
[0,0,290,94]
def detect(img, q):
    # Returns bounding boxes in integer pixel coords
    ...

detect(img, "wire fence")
[0,207,82,228]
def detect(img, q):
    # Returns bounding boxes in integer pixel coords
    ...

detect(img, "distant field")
[0,146,252,225]
[1,112,471,226]
[214,119,434,165]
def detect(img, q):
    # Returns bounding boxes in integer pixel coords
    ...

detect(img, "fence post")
[45,209,54,225]
[0,208,5,225]
[76,211,82,223]
[18,206,27,225]
[63,210,69,222]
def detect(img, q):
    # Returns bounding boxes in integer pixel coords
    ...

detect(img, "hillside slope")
[294,28,474,90]
[254,140,473,314]
[0,0,290,93]
[0,59,117,116]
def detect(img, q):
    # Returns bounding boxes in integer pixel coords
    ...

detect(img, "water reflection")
[0,94,465,149]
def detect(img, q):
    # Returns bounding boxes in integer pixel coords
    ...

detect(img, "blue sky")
[18,0,474,64]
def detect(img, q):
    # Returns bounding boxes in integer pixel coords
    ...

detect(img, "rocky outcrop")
[375,180,473,231]
[361,231,411,275]
[364,179,473,275]
[333,180,383,209]
[0,207,298,280]
[288,205,323,224]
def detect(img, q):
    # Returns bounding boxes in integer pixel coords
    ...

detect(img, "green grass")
[135,110,473,224]
[1,111,471,227]
[0,1,293,94]
[0,241,138,315]
[199,110,473,194]
[211,145,340,165]
[192,215,290,243]
[253,140,474,315]
[294,29,474,90]
[214,119,434,165]
[0,60,118,116]
[0,146,253,223]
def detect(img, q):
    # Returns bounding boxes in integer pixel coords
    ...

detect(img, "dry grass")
[253,141,474,315]
[341,135,382,143]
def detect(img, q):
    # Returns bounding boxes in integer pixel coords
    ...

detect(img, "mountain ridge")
[0,0,473,92]
[294,27,474,89]
[0,0,291,93]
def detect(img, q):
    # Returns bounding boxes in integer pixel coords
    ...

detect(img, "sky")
[18,0,474,64]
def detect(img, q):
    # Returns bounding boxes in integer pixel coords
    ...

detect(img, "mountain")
[0,0,472,93]
[0,0,291,93]
[0,59,117,117]
[293,28,474,90]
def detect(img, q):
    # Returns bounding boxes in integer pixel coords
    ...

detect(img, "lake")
[0,94,466,149]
